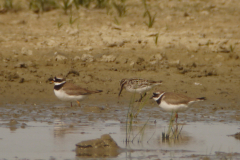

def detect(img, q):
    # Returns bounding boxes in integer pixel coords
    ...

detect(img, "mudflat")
[0,0,239,110]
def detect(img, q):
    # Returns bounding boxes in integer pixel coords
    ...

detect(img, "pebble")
[21,47,33,56]
[168,60,180,67]
[129,61,135,66]
[112,24,121,30]
[55,55,67,61]
[83,46,93,51]
[194,82,202,86]
[67,28,79,35]
[10,20,26,25]
[47,40,56,46]
[149,61,158,65]
[100,55,116,62]
[136,57,145,64]
[147,32,159,37]
[152,54,163,61]
[200,11,209,15]
[107,43,118,47]
[73,56,81,61]
[81,54,94,62]
[215,54,225,61]
[14,62,28,68]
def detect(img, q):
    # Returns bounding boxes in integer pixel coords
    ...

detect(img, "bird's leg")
[76,101,81,107]
[142,92,147,99]
[175,112,178,131]
[136,93,147,102]
[136,94,143,102]
[175,112,178,123]
[71,102,72,107]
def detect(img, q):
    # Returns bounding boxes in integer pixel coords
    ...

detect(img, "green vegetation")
[162,112,183,141]
[142,0,156,28]
[69,10,79,26]
[230,44,235,52]
[95,0,109,9]
[57,21,63,29]
[61,0,73,14]
[112,0,127,17]
[125,92,150,143]
[29,0,58,13]
[155,33,159,45]
[4,0,13,10]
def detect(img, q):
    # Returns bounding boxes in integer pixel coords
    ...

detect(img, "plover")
[151,91,206,123]
[52,76,102,107]
[118,78,162,102]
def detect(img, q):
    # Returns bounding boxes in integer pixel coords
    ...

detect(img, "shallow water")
[0,116,239,160]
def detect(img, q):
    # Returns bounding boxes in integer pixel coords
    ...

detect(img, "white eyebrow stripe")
[158,92,165,99]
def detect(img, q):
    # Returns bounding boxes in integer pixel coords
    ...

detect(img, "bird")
[118,78,162,102]
[151,91,206,123]
[51,76,102,107]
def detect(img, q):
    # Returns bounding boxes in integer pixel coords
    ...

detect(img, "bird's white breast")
[126,86,152,94]
[159,100,189,112]
[54,89,86,102]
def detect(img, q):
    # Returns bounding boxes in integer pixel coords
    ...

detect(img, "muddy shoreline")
[0,0,240,122]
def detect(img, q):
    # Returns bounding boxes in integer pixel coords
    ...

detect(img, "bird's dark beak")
[118,85,124,97]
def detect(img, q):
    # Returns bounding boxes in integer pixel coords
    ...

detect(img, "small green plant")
[142,0,156,28]
[230,44,235,52]
[69,13,79,26]
[155,33,159,45]
[143,10,156,28]
[72,0,79,9]
[125,91,151,143]
[96,0,109,8]
[57,21,63,29]
[162,112,183,141]
[112,0,127,17]
[113,16,120,25]
[29,0,57,13]
[78,0,92,8]
[61,0,73,14]
[4,0,13,10]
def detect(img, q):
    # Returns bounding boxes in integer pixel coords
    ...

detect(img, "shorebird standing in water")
[151,91,206,123]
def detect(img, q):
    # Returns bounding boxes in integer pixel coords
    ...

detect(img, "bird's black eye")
[54,77,64,82]
[152,93,158,97]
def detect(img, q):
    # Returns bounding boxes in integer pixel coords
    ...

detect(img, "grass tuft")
[125,91,151,144]
[61,0,73,14]
[4,0,13,10]
[29,0,58,13]
[142,0,156,28]
[161,112,184,141]
[112,0,126,17]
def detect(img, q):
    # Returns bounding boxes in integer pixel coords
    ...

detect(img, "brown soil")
[0,0,240,111]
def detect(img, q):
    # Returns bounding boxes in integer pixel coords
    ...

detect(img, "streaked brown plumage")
[119,78,162,102]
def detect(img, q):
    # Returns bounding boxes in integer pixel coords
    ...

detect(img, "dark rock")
[228,132,240,140]
[19,78,24,83]
[136,57,145,65]
[76,134,121,158]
